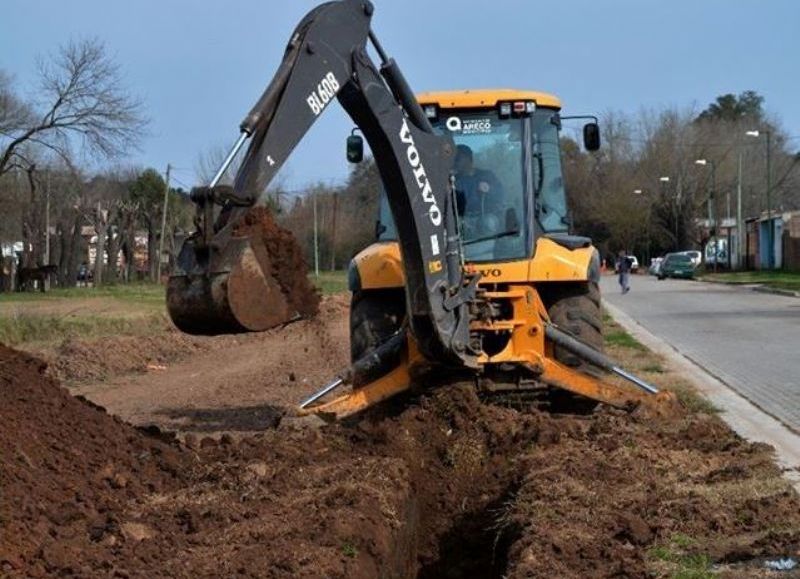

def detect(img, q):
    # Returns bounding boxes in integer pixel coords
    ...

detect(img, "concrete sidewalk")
[604,298,800,488]
[601,274,800,434]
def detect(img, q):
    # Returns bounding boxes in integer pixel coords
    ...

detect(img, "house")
[744,210,800,271]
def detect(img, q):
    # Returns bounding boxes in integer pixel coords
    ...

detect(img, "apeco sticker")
[446,116,492,134]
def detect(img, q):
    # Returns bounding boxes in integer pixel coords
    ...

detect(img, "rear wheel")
[541,281,604,414]
[350,289,405,364]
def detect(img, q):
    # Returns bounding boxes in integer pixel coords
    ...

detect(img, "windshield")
[377,107,568,262]
[667,255,692,264]
[442,111,527,261]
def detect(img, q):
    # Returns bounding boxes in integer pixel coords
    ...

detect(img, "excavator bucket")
[167,207,319,335]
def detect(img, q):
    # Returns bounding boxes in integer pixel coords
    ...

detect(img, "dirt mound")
[4,339,800,577]
[0,342,412,577]
[236,206,320,318]
[45,328,227,384]
[0,344,188,576]
[504,411,800,578]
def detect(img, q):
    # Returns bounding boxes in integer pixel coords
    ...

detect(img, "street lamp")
[659,176,680,249]
[695,158,719,271]
[746,129,773,269]
[633,189,650,262]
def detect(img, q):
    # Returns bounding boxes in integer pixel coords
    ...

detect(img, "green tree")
[128,168,165,281]
[696,90,764,123]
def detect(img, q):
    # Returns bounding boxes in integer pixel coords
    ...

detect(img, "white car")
[614,255,639,273]
[678,250,702,268]
[648,257,663,276]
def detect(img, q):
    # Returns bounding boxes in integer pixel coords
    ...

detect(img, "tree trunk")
[21,167,41,268]
[94,227,106,286]
[147,222,157,282]
[106,230,119,282]
[65,211,83,287]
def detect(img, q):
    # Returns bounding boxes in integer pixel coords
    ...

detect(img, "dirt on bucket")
[235,206,320,319]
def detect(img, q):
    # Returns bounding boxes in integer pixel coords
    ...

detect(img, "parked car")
[648,257,664,276]
[678,250,702,268]
[657,253,695,280]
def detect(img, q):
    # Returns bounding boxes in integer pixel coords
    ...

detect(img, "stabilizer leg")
[539,358,680,418]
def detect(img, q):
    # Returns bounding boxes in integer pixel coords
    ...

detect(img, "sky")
[2,0,799,192]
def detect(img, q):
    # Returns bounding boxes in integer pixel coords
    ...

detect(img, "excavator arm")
[169,0,679,422]
[168,0,477,368]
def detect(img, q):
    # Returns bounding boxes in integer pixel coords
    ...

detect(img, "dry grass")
[604,314,720,414]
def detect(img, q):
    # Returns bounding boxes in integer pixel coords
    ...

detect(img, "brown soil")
[0,344,187,576]
[4,298,800,577]
[235,206,320,319]
[53,294,349,432]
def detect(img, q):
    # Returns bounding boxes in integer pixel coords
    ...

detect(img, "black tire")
[350,289,405,364]
[542,281,604,414]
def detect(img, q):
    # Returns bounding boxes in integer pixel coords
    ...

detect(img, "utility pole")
[737,149,743,269]
[711,161,717,273]
[329,191,338,271]
[766,130,773,269]
[44,168,51,290]
[156,163,171,282]
[695,159,717,272]
[659,176,674,249]
[312,189,319,277]
[44,169,51,265]
[746,129,773,269]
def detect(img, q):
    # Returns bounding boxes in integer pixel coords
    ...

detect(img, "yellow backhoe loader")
[167,0,678,421]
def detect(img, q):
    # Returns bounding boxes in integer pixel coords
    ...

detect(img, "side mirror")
[583,122,601,151]
[346,134,363,163]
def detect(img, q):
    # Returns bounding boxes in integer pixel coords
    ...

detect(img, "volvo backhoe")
[167,0,677,420]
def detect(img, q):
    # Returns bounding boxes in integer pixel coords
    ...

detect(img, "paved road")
[601,274,800,432]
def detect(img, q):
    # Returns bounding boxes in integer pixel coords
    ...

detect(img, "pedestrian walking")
[616,250,632,294]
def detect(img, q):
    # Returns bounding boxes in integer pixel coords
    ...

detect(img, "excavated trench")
[414,483,521,579]
[6,340,800,577]
[343,384,552,579]
[0,345,543,577]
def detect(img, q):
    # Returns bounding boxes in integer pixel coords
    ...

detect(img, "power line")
[170,175,192,190]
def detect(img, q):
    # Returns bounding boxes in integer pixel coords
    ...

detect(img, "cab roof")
[416,89,561,110]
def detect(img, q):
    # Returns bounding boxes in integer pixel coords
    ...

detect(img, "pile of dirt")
[0,344,188,576]
[40,293,349,389]
[235,206,320,318]
[504,412,800,578]
[44,328,233,384]
[4,340,800,578]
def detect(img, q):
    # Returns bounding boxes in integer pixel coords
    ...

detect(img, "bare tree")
[0,38,147,177]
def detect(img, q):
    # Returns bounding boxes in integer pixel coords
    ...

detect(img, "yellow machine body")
[300,89,679,420]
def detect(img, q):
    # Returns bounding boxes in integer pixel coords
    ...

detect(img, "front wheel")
[541,281,604,414]
[350,289,405,364]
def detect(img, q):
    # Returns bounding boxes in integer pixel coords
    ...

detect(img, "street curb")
[604,301,800,489]
[696,277,799,298]
[751,286,799,298]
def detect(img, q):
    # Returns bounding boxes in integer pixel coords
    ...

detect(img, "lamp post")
[659,176,677,249]
[633,189,651,265]
[746,129,772,269]
[695,159,718,271]
[736,142,744,269]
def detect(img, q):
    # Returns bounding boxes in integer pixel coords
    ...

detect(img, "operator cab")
[372,89,599,263]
